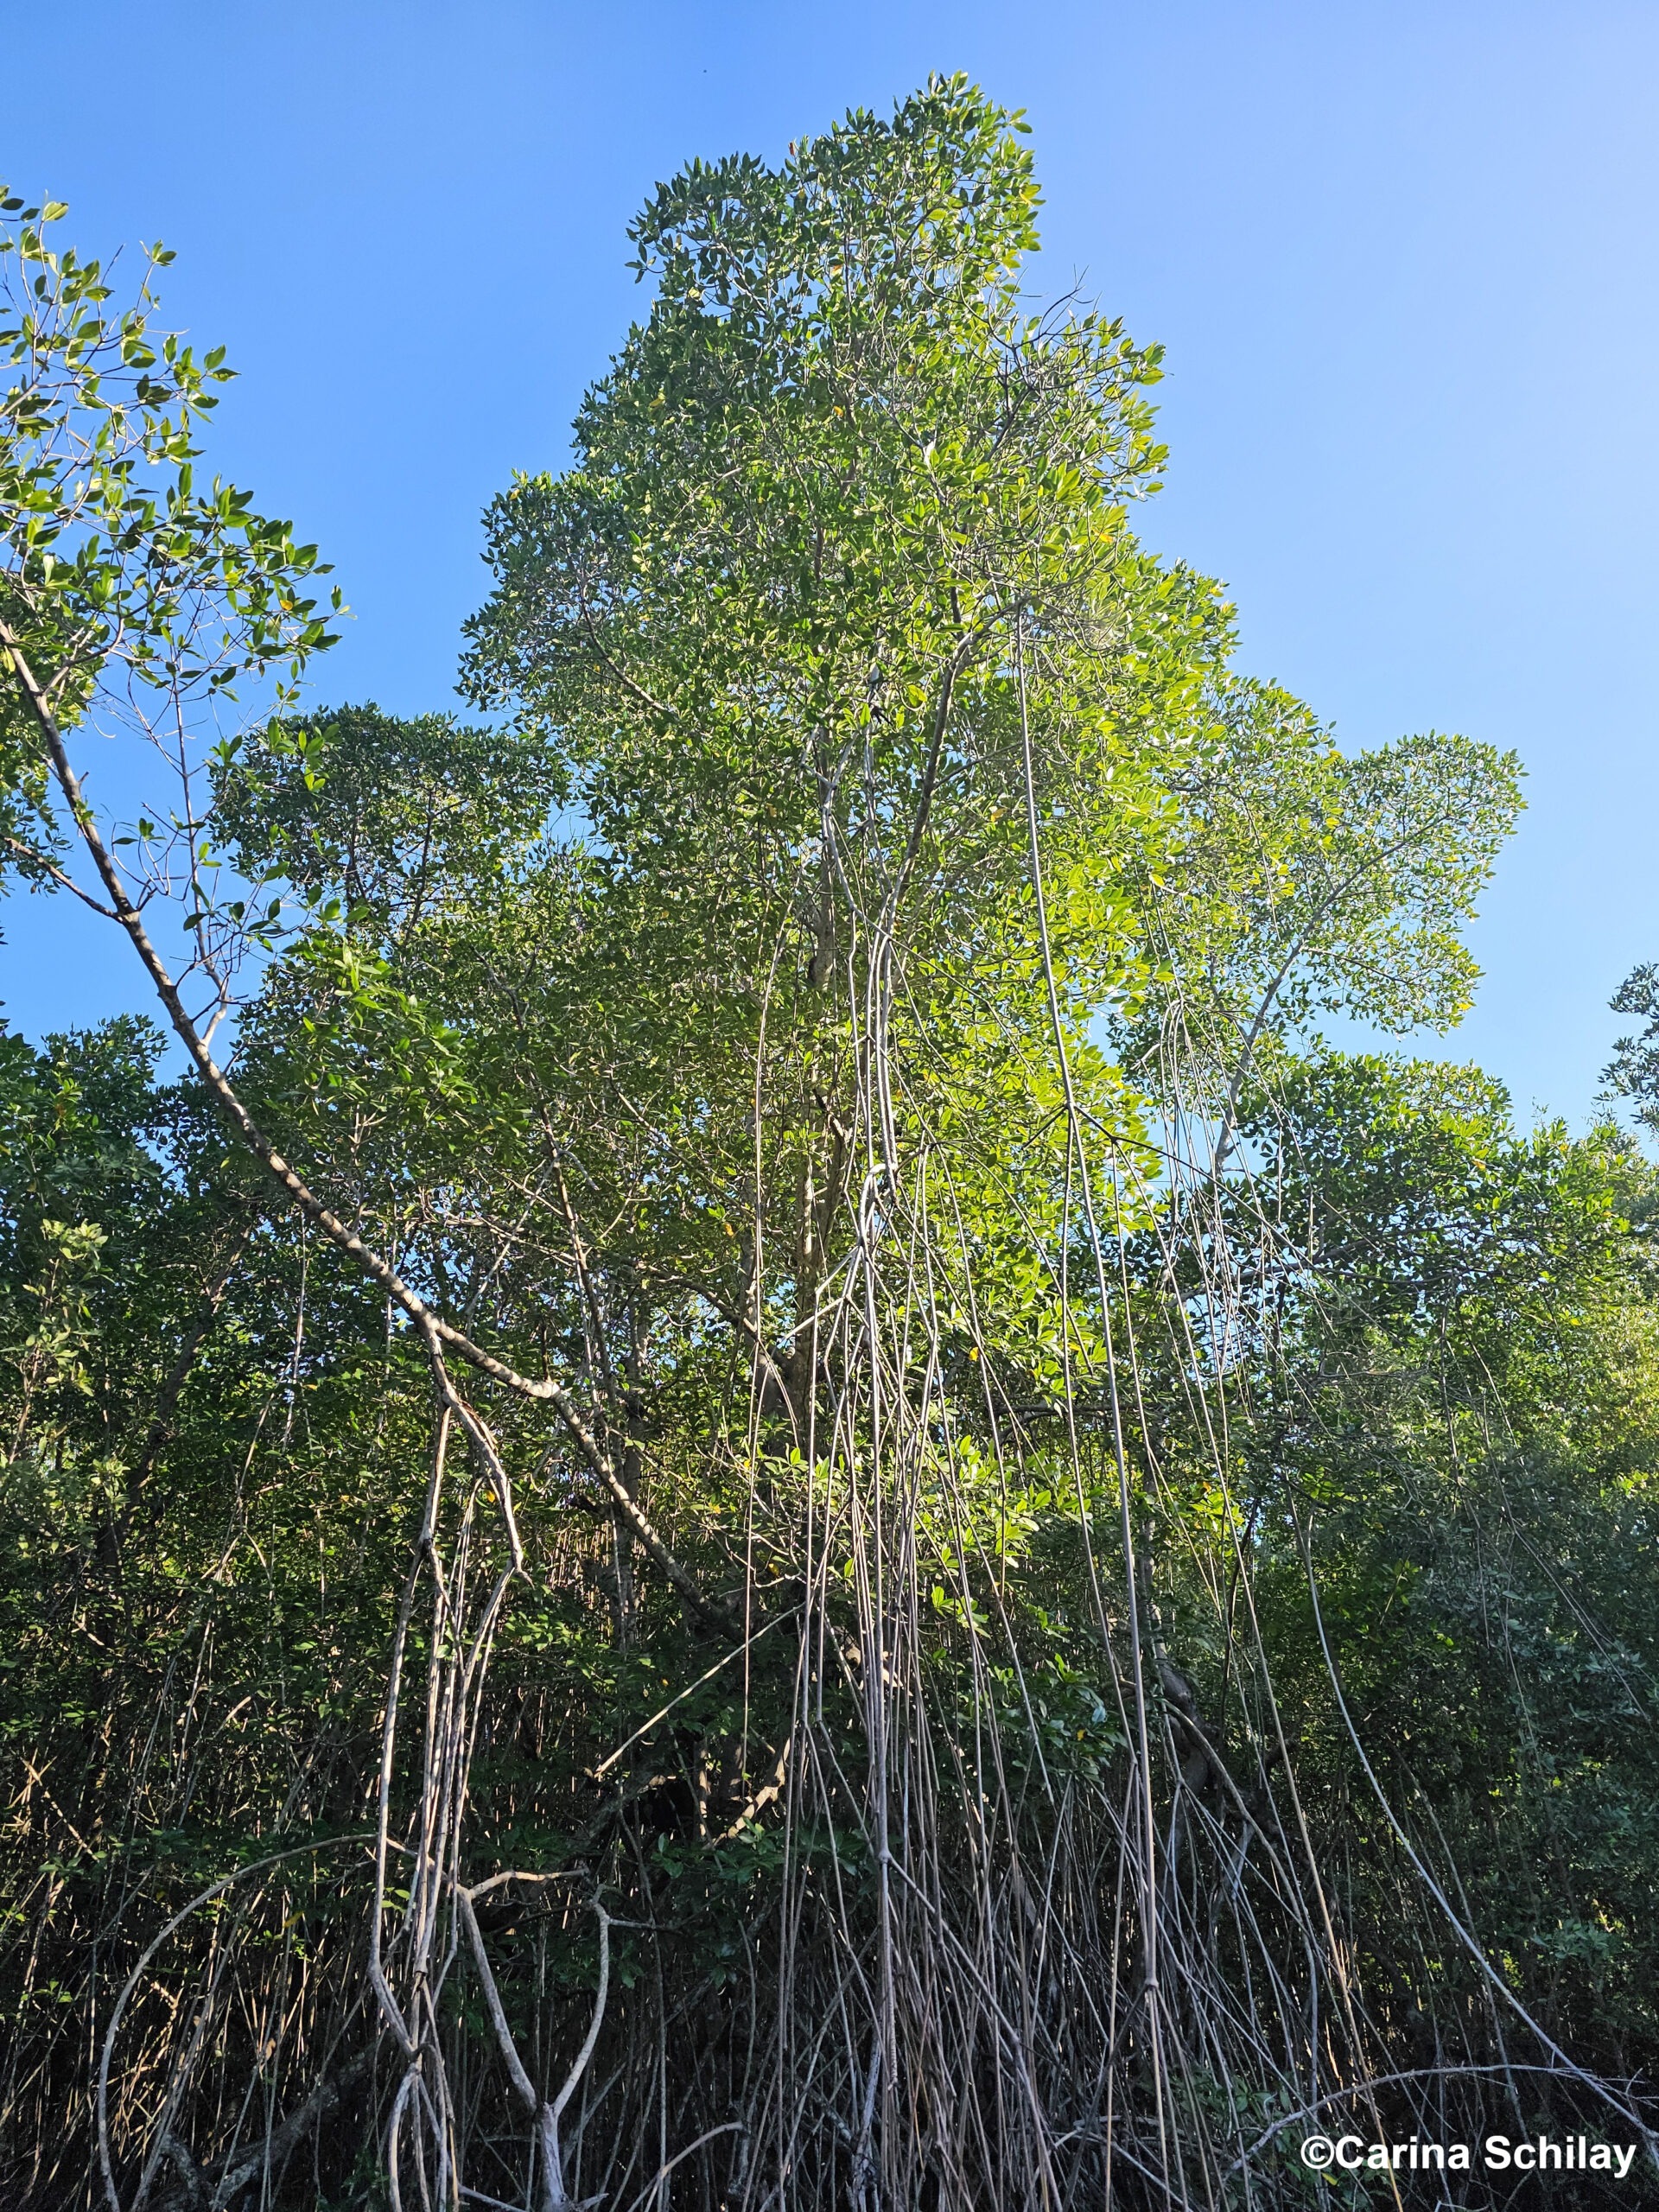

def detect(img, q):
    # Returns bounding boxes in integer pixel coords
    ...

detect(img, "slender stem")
[0,619,727,1627]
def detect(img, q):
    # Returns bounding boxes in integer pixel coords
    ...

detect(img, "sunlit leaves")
[0,182,342,908]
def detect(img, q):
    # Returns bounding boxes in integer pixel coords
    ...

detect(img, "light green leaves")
[0,184,341,856]
[1128,680,1524,1112]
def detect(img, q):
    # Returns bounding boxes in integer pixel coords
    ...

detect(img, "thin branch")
[1,618,729,1629]
[3,834,119,917]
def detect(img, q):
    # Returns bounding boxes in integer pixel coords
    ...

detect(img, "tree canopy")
[3,76,1654,2212]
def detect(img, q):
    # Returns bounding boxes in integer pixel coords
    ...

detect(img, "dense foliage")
[4,78,1658,2212]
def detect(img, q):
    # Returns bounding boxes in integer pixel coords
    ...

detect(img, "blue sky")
[5,1,1657,1128]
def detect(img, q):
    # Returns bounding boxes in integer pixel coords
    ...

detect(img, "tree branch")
[1,618,730,1630]
[3,834,119,917]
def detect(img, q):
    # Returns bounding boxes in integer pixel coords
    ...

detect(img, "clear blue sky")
[5,1,1657,1128]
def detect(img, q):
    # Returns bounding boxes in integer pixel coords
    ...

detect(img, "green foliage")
[1606,958,1659,1135]
[214,702,566,936]
[0,179,341,991]
[0,185,338,709]
[1177,1053,1659,2064]
[1140,705,1524,1077]
[3,74,1655,2212]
